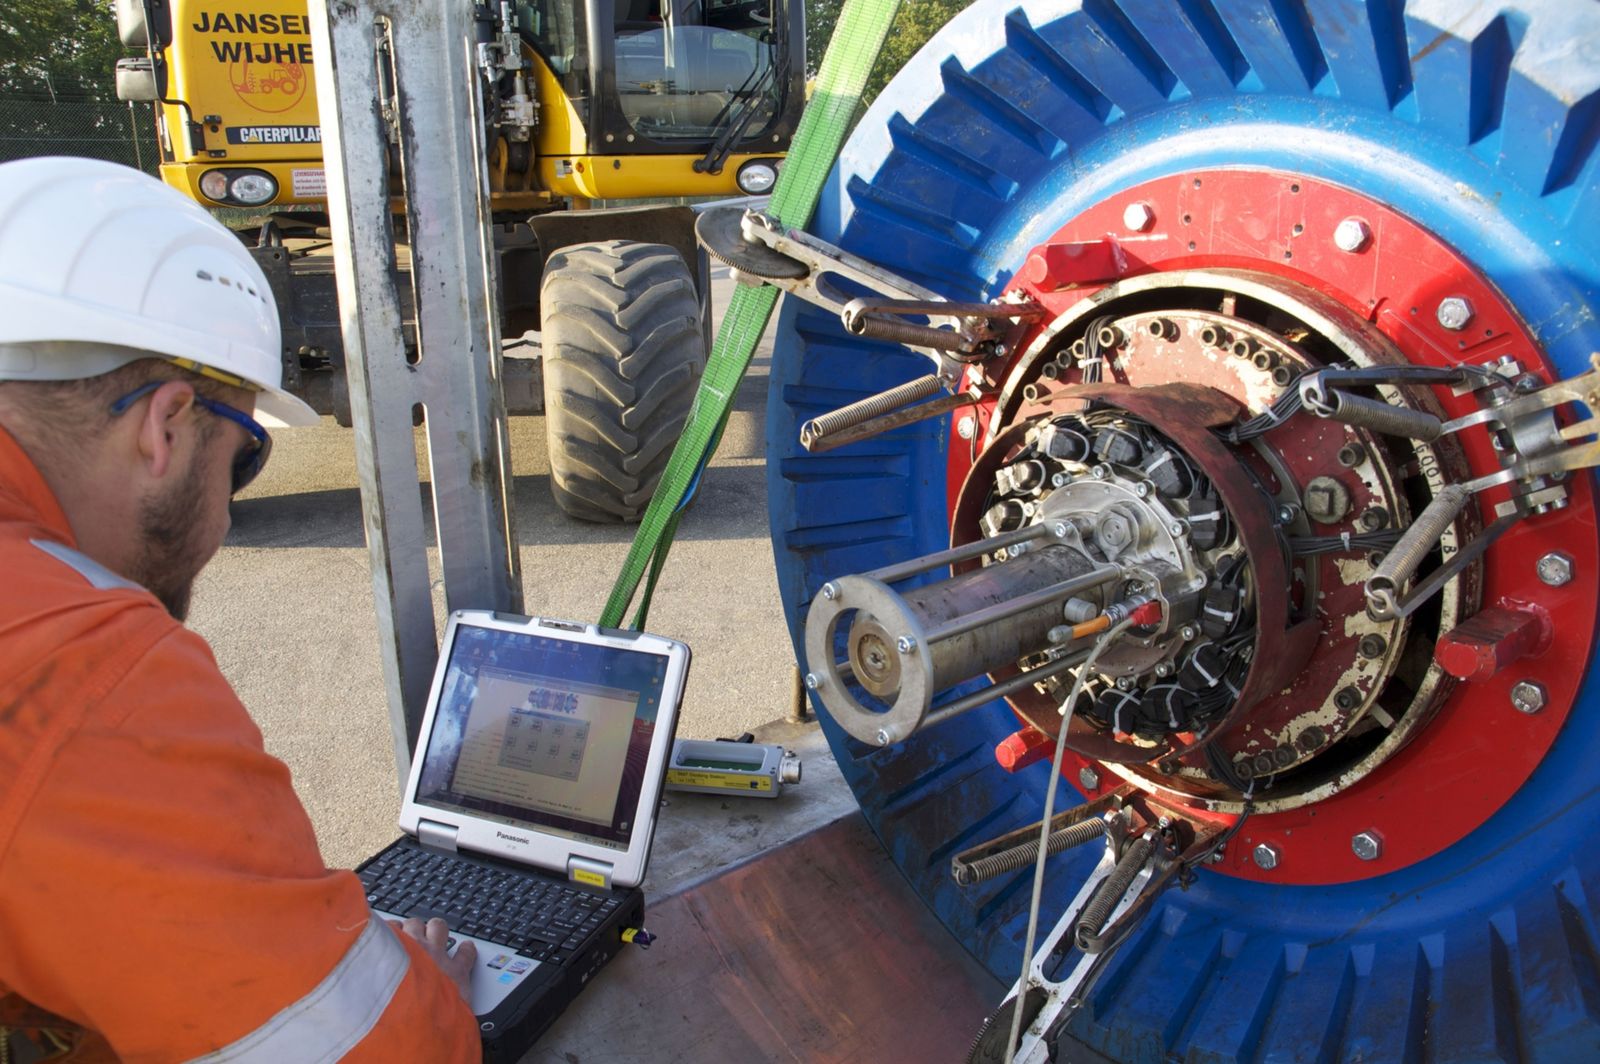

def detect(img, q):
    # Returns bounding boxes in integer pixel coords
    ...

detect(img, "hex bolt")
[1537,551,1574,587]
[1336,443,1367,469]
[896,636,918,655]
[804,672,819,690]
[1352,831,1383,861]
[1049,521,1069,538]
[1079,766,1101,791]
[1169,521,1186,537]
[1230,337,1257,360]
[1359,506,1390,531]
[1253,843,1281,870]
[1179,625,1198,641]
[821,582,839,601]
[1051,472,1071,488]
[1297,725,1327,752]
[1135,481,1152,498]
[957,415,976,440]
[1511,680,1548,715]
[1334,217,1372,253]
[1334,685,1362,711]
[1272,365,1296,387]
[1155,662,1174,678]
[1252,349,1279,371]
[1199,325,1229,348]
[1437,296,1475,331]
[1123,201,1155,232]
[1091,465,1108,480]
[1358,633,1388,660]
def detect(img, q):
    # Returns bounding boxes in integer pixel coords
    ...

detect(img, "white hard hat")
[0,157,318,427]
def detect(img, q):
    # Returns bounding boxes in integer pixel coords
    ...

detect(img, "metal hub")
[955,168,1595,883]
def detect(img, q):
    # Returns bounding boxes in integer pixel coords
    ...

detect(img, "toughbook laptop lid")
[397,611,690,890]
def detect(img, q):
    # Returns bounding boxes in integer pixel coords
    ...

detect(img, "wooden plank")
[527,812,1004,1061]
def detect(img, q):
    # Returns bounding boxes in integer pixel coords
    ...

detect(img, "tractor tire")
[770,1,1600,1060]
[541,240,704,523]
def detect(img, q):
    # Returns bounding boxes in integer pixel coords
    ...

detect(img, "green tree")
[0,0,124,97]
[804,0,967,107]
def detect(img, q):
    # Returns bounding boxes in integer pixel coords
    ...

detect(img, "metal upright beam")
[308,0,522,780]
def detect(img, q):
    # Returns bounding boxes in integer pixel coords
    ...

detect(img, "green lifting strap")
[600,0,903,630]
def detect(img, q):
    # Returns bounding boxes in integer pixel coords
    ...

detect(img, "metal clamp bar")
[923,566,1121,644]
[922,648,1092,731]
[859,523,1054,584]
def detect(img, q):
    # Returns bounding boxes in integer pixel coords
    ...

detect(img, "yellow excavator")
[112,0,805,520]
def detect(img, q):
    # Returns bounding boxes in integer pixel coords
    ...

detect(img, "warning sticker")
[291,168,326,198]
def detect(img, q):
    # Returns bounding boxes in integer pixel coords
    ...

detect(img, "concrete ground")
[186,266,803,871]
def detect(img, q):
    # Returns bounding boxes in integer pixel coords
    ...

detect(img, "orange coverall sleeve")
[0,625,481,1063]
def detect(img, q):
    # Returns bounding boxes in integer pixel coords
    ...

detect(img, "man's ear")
[135,379,198,480]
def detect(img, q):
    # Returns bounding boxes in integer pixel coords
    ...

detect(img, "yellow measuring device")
[664,739,801,799]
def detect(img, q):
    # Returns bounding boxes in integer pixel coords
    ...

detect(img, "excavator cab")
[114,0,803,208]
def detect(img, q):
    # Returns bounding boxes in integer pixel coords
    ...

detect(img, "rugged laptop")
[357,610,690,1060]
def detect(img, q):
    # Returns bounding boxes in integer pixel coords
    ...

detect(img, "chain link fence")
[0,93,161,175]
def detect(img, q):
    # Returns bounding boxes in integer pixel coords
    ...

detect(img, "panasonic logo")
[496,830,531,845]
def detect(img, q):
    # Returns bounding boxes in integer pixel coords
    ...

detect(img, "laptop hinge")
[567,855,614,890]
[417,819,459,854]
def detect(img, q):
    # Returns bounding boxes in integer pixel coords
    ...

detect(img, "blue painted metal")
[765,0,1600,1058]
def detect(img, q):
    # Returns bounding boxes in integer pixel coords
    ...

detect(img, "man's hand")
[392,916,477,1004]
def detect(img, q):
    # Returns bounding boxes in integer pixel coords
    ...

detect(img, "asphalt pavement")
[186,266,800,870]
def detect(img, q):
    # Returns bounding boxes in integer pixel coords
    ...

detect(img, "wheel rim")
[767,2,1600,1058]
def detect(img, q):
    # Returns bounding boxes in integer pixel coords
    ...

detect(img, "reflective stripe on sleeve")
[185,918,411,1064]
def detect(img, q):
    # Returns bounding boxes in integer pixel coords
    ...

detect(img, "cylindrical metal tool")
[804,524,1124,745]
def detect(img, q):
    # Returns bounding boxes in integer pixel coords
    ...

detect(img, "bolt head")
[875,728,893,746]
[1122,201,1155,232]
[1091,465,1108,480]
[804,672,819,690]
[1051,472,1070,488]
[956,416,976,440]
[1437,296,1474,331]
[1511,680,1548,714]
[1252,843,1281,870]
[895,636,918,655]
[821,582,838,601]
[1333,217,1371,253]
[1154,662,1173,678]
[1179,625,1197,641]
[1537,551,1574,587]
[1051,521,1070,538]
[1078,766,1100,791]
[1352,831,1383,861]
[1168,521,1186,537]
[1135,482,1152,498]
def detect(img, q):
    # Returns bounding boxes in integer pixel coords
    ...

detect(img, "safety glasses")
[110,382,273,494]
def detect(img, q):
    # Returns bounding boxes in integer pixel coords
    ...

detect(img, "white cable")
[1003,617,1136,1063]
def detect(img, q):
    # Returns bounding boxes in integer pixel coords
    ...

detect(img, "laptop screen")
[414,622,671,852]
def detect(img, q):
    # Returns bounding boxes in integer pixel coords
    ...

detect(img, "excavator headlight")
[736,160,778,195]
[198,170,230,201]
[199,169,278,206]
[228,172,278,206]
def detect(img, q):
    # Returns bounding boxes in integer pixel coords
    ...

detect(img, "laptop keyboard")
[359,845,620,964]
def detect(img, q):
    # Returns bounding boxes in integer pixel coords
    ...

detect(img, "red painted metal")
[1434,604,1551,681]
[1021,239,1127,290]
[952,168,1599,885]
[994,726,1055,773]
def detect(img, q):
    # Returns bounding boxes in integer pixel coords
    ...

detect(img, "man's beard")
[131,460,212,621]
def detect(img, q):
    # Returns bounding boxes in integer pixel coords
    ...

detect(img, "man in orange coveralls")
[0,158,481,1062]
